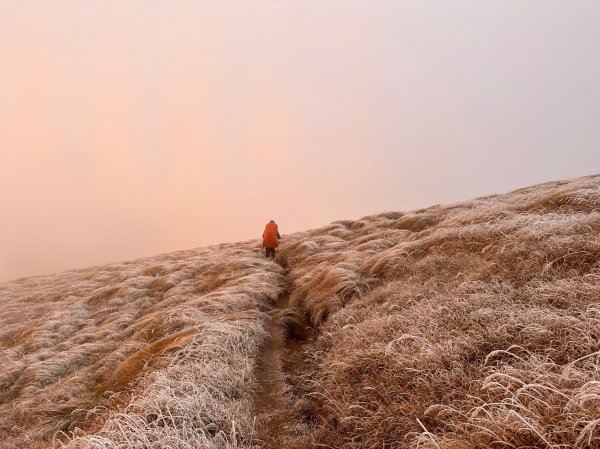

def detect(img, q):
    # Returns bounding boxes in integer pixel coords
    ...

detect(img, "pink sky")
[1,1,599,281]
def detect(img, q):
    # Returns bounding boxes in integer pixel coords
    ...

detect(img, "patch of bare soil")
[252,290,319,449]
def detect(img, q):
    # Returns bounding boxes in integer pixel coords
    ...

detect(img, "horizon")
[2,173,596,283]
[2,0,600,282]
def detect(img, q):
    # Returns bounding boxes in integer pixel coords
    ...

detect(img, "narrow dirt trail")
[252,285,319,449]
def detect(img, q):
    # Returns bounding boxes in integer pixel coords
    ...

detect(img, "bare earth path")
[252,282,318,449]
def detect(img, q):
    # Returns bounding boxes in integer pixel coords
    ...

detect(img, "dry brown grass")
[2,174,599,448]
[99,328,200,394]
[274,173,600,448]
[0,244,286,448]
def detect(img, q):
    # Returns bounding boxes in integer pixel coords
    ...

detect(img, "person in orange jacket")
[262,220,281,258]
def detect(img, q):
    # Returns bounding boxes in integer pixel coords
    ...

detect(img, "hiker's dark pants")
[265,247,276,258]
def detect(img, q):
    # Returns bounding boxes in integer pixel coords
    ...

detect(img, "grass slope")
[1,174,599,449]
[0,245,286,448]
[277,174,600,448]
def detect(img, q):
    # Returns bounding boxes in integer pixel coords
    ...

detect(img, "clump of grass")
[268,307,307,339]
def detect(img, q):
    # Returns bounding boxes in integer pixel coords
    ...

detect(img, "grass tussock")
[99,328,200,394]
[268,307,307,339]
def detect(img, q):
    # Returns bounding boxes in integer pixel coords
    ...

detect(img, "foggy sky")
[1,0,599,282]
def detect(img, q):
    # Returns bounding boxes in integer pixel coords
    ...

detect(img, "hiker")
[262,220,281,259]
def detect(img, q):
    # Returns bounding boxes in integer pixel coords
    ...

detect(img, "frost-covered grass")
[2,174,599,449]
[0,244,286,448]
[63,319,267,449]
[276,174,600,448]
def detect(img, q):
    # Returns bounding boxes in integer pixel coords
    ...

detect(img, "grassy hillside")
[1,174,599,449]
[0,246,287,448]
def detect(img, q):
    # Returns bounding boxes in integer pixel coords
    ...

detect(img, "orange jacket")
[262,222,280,248]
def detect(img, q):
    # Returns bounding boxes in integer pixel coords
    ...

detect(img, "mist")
[1,0,599,281]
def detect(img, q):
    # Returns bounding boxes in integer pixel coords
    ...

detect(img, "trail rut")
[252,283,319,449]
